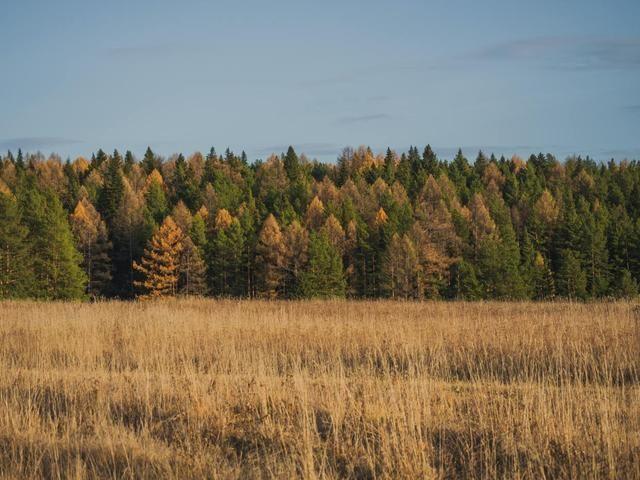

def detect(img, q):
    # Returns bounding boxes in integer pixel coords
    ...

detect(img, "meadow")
[0,300,638,479]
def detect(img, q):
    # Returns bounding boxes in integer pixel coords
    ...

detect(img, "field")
[0,301,638,479]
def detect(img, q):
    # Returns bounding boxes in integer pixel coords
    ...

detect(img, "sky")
[1,0,639,163]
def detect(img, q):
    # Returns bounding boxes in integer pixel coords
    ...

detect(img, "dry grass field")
[0,300,638,479]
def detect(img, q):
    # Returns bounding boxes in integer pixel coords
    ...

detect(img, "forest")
[1,144,639,301]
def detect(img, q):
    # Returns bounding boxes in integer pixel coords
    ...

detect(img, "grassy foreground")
[0,300,638,479]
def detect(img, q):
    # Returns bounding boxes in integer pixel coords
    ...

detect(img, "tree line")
[1,144,639,300]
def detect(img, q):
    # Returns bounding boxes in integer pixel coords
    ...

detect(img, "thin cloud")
[0,137,81,151]
[465,36,640,70]
[336,113,391,125]
[623,105,640,113]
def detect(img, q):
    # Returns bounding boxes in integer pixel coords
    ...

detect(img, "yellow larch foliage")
[196,205,209,221]
[0,178,12,197]
[305,196,325,231]
[214,208,234,230]
[69,198,101,247]
[145,169,165,191]
[374,207,388,227]
[133,216,184,299]
[72,156,90,175]
[321,214,346,253]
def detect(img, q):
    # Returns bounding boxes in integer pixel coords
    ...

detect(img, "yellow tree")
[69,197,112,297]
[321,214,345,254]
[133,216,184,299]
[255,214,287,298]
[305,196,325,231]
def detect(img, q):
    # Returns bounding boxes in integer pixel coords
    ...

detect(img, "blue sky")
[1,0,639,162]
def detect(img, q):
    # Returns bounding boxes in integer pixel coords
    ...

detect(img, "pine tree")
[97,150,125,226]
[18,179,86,299]
[382,148,395,184]
[449,260,482,300]
[0,191,34,298]
[69,197,112,297]
[141,147,159,174]
[557,249,588,300]
[300,232,346,298]
[207,211,245,296]
[284,145,300,181]
[171,153,199,210]
[124,150,135,174]
[613,269,638,299]
[133,216,184,299]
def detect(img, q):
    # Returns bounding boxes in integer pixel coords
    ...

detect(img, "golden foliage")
[145,169,164,190]
[0,300,637,478]
[214,208,233,231]
[321,214,345,253]
[133,216,184,299]
[256,214,286,298]
[171,201,193,234]
[374,207,389,226]
[305,196,325,231]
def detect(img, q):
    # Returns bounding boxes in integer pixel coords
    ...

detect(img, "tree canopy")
[1,145,639,300]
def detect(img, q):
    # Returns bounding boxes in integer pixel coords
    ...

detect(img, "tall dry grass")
[0,300,638,479]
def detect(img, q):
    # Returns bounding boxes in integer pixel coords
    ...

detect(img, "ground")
[0,300,638,479]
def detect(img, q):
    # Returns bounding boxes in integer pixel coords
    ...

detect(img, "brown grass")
[0,300,638,479]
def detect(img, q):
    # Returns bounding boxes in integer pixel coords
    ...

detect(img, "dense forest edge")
[1,144,639,301]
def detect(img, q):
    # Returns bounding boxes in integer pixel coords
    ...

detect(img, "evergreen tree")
[449,260,482,300]
[613,269,638,299]
[0,191,34,298]
[97,150,125,225]
[300,232,346,298]
[18,179,86,299]
[141,147,159,174]
[171,153,199,210]
[557,249,588,300]
[284,145,300,181]
[207,210,246,296]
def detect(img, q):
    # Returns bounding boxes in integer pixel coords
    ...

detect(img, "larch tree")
[111,179,149,298]
[283,220,309,297]
[69,197,112,297]
[305,196,325,231]
[383,233,421,299]
[133,216,184,299]
[178,234,207,296]
[255,214,287,298]
[321,214,346,254]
